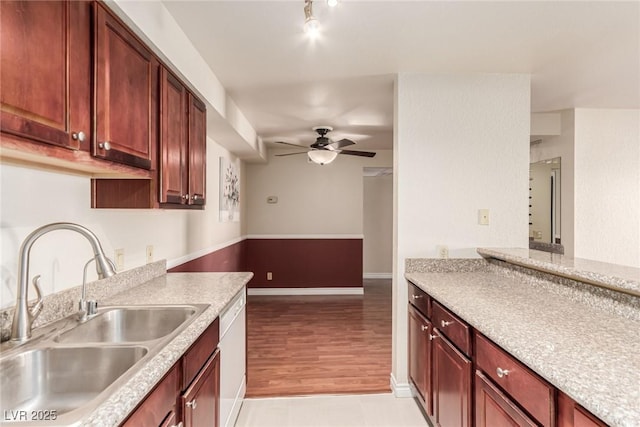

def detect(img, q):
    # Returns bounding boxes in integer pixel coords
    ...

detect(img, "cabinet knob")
[429,334,438,341]
[183,194,189,200]
[411,295,422,299]
[72,131,86,142]
[99,141,111,151]
[171,423,183,427]
[496,367,510,378]
[192,194,199,201]
[441,320,453,328]
[420,325,428,332]
[186,398,197,409]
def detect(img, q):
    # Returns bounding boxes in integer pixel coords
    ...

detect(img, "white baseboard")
[248,287,364,296]
[390,373,414,398]
[363,273,393,279]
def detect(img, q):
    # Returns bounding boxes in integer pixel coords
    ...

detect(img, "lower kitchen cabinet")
[122,318,220,427]
[475,371,537,427]
[182,349,220,427]
[122,364,180,427]
[557,392,607,427]
[408,304,432,415]
[432,330,472,427]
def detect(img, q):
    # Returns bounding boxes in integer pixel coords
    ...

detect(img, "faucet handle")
[29,275,44,321]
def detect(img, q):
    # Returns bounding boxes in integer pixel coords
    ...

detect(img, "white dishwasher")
[219,287,246,427]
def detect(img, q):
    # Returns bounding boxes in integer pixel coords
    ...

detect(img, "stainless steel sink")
[0,303,209,425]
[0,346,147,415]
[55,305,199,343]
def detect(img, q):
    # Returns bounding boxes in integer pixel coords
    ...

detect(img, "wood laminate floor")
[246,279,392,397]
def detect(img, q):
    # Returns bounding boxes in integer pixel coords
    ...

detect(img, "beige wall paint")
[0,141,243,309]
[363,175,393,275]
[245,150,393,236]
[393,73,530,394]
[574,108,640,267]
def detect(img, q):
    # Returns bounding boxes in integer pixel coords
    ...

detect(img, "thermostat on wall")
[267,196,278,204]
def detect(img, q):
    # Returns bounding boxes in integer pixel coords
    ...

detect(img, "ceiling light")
[304,0,320,38]
[327,0,338,7]
[308,149,338,165]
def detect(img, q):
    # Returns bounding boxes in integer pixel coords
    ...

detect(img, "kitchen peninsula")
[406,248,639,427]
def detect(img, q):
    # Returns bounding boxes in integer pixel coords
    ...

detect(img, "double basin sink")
[1,304,208,425]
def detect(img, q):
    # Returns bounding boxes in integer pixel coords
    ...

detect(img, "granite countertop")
[83,271,253,426]
[405,270,640,427]
[478,247,640,296]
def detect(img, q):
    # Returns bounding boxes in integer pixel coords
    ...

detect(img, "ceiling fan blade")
[339,149,376,158]
[328,138,356,149]
[273,141,306,148]
[275,152,308,157]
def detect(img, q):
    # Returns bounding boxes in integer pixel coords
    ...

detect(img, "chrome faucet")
[11,222,117,342]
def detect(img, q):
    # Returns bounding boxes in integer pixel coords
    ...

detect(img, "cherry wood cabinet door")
[408,305,433,416]
[159,67,188,205]
[94,2,158,170]
[1,0,91,150]
[182,349,220,427]
[187,94,206,206]
[122,363,180,427]
[475,371,537,427]
[432,331,472,427]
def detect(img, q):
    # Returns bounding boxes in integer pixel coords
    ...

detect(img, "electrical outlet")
[267,272,273,281]
[478,209,490,225]
[114,248,124,270]
[146,245,154,263]
[436,245,449,259]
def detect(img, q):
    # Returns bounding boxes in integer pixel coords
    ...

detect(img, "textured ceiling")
[163,0,640,151]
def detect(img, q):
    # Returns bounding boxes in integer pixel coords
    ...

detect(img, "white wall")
[0,143,243,309]
[393,73,530,392]
[531,109,575,255]
[245,150,393,236]
[574,109,640,267]
[363,175,393,275]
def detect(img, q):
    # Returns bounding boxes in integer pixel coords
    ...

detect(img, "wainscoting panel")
[168,240,246,272]
[246,238,363,289]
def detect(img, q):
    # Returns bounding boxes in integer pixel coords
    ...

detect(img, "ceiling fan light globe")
[327,0,338,7]
[308,150,338,165]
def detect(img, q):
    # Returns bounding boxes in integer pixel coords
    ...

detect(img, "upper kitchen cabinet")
[0,0,91,151]
[93,2,158,170]
[187,93,206,207]
[158,67,206,208]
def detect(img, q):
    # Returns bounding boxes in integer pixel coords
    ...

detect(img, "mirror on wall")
[529,157,564,253]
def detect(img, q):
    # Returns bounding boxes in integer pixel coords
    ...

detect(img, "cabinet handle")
[441,320,453,328]
[99,141,112,150]
[429,334,438,341]
[411,295,422,299]
[496,367,510,378]
[72,131,86,142]
[186,399,197,410]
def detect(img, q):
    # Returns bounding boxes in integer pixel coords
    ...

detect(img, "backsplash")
[0,260,166,342]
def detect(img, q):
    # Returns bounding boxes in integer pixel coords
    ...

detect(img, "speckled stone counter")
[82,271,253,426]
[478,247,640,296]
[405,265,640,427]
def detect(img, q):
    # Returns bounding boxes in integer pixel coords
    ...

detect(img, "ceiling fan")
[274,126,376,165]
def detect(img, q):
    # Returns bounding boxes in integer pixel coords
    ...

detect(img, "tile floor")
[235,393,429,427]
